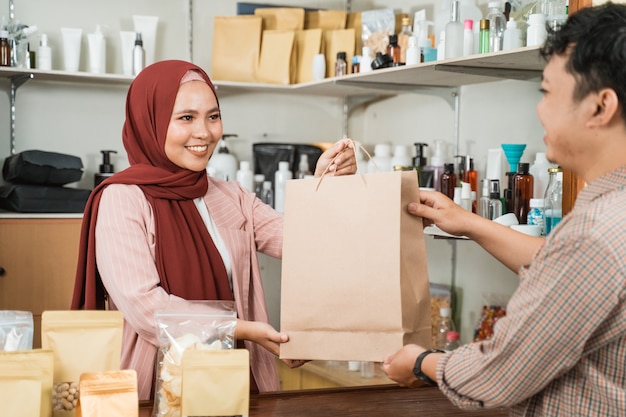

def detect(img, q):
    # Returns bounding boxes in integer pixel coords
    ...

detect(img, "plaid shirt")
[437,166,626,416]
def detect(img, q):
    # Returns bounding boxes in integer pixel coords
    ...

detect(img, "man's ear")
[588,88,619,127]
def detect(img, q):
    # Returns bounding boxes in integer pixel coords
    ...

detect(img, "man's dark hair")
[540,2,626,119]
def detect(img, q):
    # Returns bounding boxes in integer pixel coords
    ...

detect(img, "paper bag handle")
[315,139,375,191]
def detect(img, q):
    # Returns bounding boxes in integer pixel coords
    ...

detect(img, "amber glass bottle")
[387,34,402,63]
[440,163,458,200]
[513,162,534,224]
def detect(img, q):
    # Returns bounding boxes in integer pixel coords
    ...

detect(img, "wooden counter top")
[140,385,509,417]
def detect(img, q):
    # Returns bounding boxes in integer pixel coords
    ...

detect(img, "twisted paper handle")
[315,139,376,191]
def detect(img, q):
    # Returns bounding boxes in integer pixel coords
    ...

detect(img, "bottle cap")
[517,162,530,174]
[401,17,412,27]
[374,143,391,157]
[239,161,250,171]
[134,32,143,46]
[40,33,48,47]
[99,150,118,173]
[440,307,451,317]
[0,30,8,38]
[389,34,398,45]
[263,181,272,189]
[506,19,518,29]
[371,52,393,70]
[489,179,501,199]
[444,163,455,173]
[430,140,446,167]
[278,161,290,171]
[528,13,546,25]
[530,198,544,208]
[336,51,347,60]
[464,19,473,30]
[488,1,502,8]
[446,331,460,341]
[461,182,471,199]
[480,19,490,30]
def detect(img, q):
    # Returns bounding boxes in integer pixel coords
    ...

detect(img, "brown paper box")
[280,171,431,361]
[211,15,262,82]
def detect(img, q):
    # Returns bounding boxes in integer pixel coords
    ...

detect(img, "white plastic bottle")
[261,180,274,207]
[426,140,446,192]
[391,145,412,170]
[367,144,392,173]
[529,151,555,198]
[502,18,523,51]
[462,19,474,56]
[527,14,548,47]
[207,139,238,181]
[132,32,145,76]
[487,1,506,52]
[360,46,373,73]
[37,33,52,70]
[236,160,254,192]
[444,0,464,59]
[274,161,292,213]
[405,36,420,65]
[296,154,312,178]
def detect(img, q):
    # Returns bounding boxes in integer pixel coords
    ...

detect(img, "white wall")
[1,0,546,345]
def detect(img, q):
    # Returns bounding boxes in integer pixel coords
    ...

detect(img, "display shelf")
[0,66,134,85]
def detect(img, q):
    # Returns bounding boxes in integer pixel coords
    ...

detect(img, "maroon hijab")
[71,60,233,310]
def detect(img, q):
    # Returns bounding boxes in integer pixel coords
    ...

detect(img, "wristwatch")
[413,349,444,386]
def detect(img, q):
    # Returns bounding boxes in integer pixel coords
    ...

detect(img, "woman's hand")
[314,138,357,177]
[236,319,307,368]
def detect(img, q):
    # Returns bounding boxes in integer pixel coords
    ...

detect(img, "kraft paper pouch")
[295,29,323,83]
[257,30,297,85]
[305,10,347,30]
[280,171,432,361]
[211,16,262,82]
[254,7,305,30]
[75,370,138,417]
[346,12,363,56]
[41,310,124,417]
[181,349,249,417]
[323,28,355,77]
[0,349,53,417]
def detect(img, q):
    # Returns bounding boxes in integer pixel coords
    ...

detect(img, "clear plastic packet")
[473,292,510,342]
[153,301,237,417]
[361,8,395,56]
[0,310,34,351]
[429,284,452,348]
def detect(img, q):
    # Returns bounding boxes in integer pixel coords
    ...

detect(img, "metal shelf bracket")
[9,73,33,155]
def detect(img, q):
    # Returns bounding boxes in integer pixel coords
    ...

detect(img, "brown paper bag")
[295,29,323,83]
[181,349,249,417]
[257,30,297,85]
[254,7,305,30]
[280,171,432,362]
[346,12,363,56]
[0,350,53,417]
[305,10,347,30]
[323,28,355,77]
[211,16,262,82]
[75,370,138,417]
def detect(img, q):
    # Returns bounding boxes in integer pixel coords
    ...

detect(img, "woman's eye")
[209,112,221,121]
[180,115,193,121]
[539,87,547,94]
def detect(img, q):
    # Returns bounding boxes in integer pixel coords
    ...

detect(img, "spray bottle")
[95,150,118,187]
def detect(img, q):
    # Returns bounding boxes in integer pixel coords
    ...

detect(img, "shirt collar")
[575,165,626,208]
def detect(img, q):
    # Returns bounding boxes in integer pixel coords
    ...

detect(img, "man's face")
[536,53,594,172]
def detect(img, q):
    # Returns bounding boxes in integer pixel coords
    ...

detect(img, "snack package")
[154,301,237,417]
[429,283,452,348]
[473,293,509,342]
[361,8,395,55]
[0,310,34,351]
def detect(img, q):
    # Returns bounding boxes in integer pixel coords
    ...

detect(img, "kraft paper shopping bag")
[211,16,262,82]
[257,30,297,85]
[280,170,431,361]
[295,29,323,83]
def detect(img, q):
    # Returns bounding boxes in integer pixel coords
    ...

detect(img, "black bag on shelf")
[252,143,323,186]
[2,150,84,186]
[0,184,91,213]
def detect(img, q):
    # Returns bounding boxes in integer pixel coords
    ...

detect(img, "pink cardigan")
[95,177,282,400]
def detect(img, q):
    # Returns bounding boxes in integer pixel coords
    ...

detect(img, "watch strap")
[413,349,444,386]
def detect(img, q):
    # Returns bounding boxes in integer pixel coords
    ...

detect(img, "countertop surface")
[139,385,509,417]
[0,211,83,219]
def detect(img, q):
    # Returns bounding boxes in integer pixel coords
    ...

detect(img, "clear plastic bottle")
[513,162,534,224]
[544,167,563,234]
[444,330,460,352]
[435,307,456,350]
[334,51,347,76]
[463,19,474,56]
[398,17,413,63]
[478,179,491,219]
[445,0,464,59]
[296,154,312,179]
[486,1,506,52]
[274,161,293,213]
[487,179,503,220]
[261,180,274,208]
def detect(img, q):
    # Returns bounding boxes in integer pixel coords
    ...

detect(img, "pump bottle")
[132,32,145,76]
[414,143,434,188]
[207,135,238,181]
[95,150,118,187]
[274,161,293,213]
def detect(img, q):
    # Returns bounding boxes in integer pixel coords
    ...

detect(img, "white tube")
[61,27,83,72]
[87,25,106,73]
[132,15,158,66]
[119,31,136,76]
[486,148,504,182]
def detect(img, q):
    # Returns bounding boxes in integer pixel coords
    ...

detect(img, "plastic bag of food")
[473,292,509,342]
[153,301,237,417]
[361,8,395,56]
[0,310,34,351]
[429,284,452,348]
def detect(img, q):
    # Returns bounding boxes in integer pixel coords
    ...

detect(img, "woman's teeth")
[186,145,207,152]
